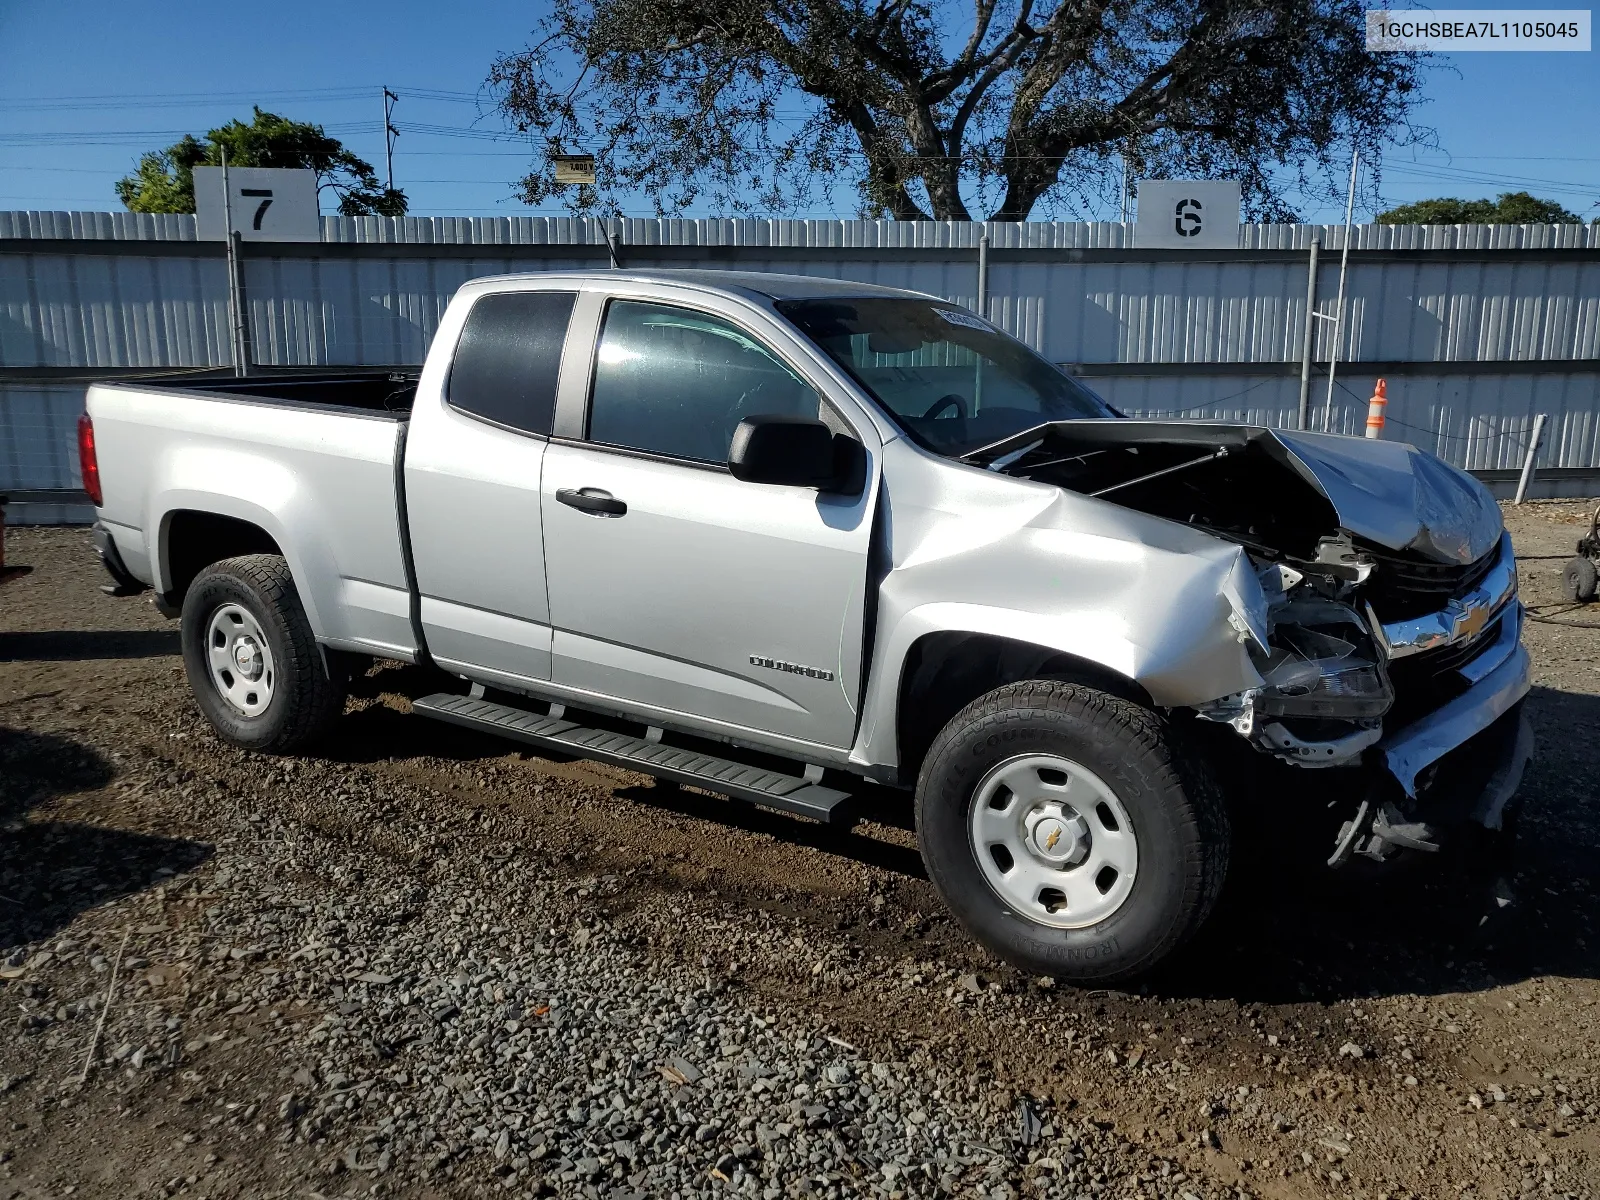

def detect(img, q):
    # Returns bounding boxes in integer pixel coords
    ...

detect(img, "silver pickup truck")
[83,269,1532,982]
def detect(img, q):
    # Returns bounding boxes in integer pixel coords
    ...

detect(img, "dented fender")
[850,439,1268,771]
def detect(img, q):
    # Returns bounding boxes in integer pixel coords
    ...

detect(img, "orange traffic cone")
[1364,379,1388,439]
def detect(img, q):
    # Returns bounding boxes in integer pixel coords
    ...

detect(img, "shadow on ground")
[0,630,180,662]
[314,662,1600,1004]
[0,725,211,951]
[1152,684,1600,1003]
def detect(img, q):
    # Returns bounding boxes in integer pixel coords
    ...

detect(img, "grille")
[1384,614,1504,727]
[1361,543,1499,621]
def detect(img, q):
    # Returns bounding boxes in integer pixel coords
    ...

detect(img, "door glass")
[448,290,577,436]
[588,300,819,463]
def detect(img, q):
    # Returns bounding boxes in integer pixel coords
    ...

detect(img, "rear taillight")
[77,412,102,507]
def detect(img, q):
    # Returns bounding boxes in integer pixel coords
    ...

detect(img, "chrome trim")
[1457,602,1522,685]
[1380,639,1531,796]
[1380,533,1516,660]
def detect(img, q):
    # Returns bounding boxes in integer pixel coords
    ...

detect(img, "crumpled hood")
[975,420,1504,566]
[1268,428,1503,564]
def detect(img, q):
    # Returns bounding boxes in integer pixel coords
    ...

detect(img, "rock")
[1337,1043,1364,1059]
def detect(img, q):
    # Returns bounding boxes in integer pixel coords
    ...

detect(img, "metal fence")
[4,212,1599,520]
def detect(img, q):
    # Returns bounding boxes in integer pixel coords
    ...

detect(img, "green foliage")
[1377,192,1582,225]
[116,108,406,217]
[490,0,1429,222]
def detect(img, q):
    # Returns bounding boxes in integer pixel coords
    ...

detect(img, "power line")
[0,87,382,112]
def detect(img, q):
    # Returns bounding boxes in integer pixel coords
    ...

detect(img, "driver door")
[540,295,877,751]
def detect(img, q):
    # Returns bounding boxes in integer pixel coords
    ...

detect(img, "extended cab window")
[588,300,820,463]
[448,290,577,436]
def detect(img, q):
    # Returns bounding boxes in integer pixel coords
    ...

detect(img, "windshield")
[776,297,1114,455]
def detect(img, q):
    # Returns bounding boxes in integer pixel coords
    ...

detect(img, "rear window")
[448,290,577,436]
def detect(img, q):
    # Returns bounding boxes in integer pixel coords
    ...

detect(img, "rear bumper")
[1380,604,1531,797]
[92,520,148,597]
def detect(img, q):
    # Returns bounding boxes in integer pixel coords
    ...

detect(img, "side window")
[448,290,577,436]
[588,300,819,463]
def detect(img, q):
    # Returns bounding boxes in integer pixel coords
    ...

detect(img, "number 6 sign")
[195,166,320,243]
[1134,180,1241,249]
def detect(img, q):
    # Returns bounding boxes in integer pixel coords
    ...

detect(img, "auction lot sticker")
[1367,9,1591,50]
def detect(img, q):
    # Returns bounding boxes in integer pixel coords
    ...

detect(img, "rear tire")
[180,554,345,753]
[1563,556,1597,603]
[915,680,1229,983]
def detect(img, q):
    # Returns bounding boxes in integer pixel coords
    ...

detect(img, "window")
[777,297,1113,457]
[448,290,577,436]
[587,300,821,463]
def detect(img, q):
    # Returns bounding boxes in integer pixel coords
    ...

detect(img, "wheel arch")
[889,629,1152,784]
[159,509,284,601]
[150,489,333,637]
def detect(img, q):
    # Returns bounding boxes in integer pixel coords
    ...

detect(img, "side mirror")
[728,416,863,493]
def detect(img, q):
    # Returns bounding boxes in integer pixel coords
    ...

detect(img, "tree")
[116,108,407,217]
[1377,191,1582,225]
[488,0,1427,222]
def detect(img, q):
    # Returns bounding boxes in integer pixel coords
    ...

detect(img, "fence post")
[1297,237,1320,430]
[976,231,989,319]
[1514,413,1548,505]
[220,149,251,378]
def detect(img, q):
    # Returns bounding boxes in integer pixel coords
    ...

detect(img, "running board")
[411,693,853,825]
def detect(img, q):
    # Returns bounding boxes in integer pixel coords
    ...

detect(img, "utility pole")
[1296,237,1321,430]
[381,87,399,192]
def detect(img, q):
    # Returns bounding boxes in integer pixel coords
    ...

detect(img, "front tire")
[915,680,1229,983]
[180,554,345,753]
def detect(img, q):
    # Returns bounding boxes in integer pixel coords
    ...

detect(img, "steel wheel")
[969,753,1139,929]
[204,602,276,717]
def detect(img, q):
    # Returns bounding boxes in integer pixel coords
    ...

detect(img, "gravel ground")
[1,501,1598,1200]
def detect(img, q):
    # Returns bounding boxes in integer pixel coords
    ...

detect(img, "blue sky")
[0,0,1595,223]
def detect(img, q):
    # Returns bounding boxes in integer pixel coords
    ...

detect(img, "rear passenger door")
[404,288,576,686]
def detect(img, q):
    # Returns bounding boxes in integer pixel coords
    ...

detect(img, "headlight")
[1254,599,1393,720]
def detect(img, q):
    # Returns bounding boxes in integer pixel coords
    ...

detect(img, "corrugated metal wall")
[4,213,1599,507]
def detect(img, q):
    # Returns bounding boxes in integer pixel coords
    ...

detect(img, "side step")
[411,693,853,825]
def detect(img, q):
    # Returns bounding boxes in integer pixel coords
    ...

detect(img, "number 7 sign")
[194,166,320,242]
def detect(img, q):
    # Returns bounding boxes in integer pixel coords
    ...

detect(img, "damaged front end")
[969,419,1534,863]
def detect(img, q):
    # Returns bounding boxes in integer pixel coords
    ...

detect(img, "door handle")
[556,487,627,517]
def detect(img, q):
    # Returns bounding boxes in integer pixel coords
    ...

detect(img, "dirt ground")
[1,501,1597,1200]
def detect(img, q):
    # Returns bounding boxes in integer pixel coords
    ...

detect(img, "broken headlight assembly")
[1255,598,1393,721]
[1201,593,1394,767]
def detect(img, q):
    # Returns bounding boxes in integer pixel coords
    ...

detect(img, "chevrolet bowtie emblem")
[1045,828,1061,851]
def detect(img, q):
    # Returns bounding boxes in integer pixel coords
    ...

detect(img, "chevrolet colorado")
[82,269,1532,981]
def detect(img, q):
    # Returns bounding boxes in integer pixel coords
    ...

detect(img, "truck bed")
[87,370,422,663]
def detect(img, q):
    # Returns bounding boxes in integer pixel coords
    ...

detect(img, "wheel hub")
[231,637,264,680]
[968,753,1139,930]
[1023,805,1090,866]
[205,603,276,717]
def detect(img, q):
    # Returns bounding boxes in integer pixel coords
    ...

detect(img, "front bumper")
[1380,602,1531,796]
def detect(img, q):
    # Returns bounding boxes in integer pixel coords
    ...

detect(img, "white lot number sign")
[194,166,320,242]
[1134,180,1242,250]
